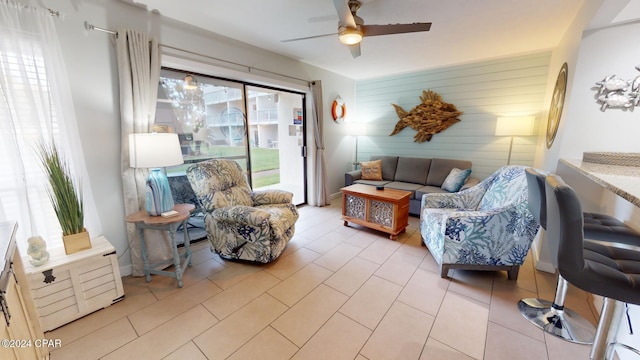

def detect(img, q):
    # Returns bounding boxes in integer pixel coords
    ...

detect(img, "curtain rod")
[8,2,62,17]
[84,21,310,85]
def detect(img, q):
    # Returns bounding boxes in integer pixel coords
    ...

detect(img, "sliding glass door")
[246,86,306,205]
[155,68,306,205]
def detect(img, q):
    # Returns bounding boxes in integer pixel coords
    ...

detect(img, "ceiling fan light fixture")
[339,26,363,45]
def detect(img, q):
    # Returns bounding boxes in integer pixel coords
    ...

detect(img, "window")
[0,31,65,248]
[156,68,307,204]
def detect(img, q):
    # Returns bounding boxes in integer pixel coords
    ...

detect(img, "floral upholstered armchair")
[419,165,539,280]
[186,159,299,263]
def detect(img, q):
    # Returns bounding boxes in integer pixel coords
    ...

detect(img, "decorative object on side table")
[26,236,49,267]
[37,141,91,254]
[129,133,184,216]
[389,90,462,142]
[546,62,568,149]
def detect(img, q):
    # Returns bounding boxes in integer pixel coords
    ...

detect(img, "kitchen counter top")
[560,158,640,207]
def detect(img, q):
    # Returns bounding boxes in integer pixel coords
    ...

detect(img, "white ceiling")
[126,0,633,80]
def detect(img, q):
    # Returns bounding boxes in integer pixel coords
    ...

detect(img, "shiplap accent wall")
[355,52,551,180]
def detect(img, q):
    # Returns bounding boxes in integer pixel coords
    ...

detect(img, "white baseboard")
[531,244,556,274]
[119,264,132,277]
[330,192,341,200]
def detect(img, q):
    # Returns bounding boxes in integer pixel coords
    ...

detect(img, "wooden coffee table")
[341,184,411,240]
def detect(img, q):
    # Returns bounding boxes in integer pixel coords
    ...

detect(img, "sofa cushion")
[360,160,383,180]
[384,182,423,199]
[370,155,399,181]
[394,157,431,185]
[416,185,449,200]
[426,158,473,186]
[441,168,472,192]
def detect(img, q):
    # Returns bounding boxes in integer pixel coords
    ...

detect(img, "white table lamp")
[495,116,534,165]
[129,133,184,216]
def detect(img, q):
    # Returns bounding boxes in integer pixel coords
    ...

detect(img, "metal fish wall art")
[389,90,462,142]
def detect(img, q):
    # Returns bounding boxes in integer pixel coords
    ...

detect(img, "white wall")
[41,0,355,274]
[535,2,640,356]
[530,0,605,270]
[560,21,640,159]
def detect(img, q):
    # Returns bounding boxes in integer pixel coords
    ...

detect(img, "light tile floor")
[47,199,598,360]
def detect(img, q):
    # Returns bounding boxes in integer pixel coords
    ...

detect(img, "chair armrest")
[423,202,539,247]
[212,205,271,226]
[345,170,362,186]
[252,190,293,206]
[421,183,486,211]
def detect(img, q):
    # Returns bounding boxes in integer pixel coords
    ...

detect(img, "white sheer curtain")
[0,0,101,253]
[116,28,172,276]
[310,80,329,206]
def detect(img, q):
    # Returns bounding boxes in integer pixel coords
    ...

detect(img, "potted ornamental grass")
[37,141,91,254]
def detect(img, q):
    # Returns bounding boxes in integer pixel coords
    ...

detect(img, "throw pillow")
[441,168,472,192]
[360,160,383,181]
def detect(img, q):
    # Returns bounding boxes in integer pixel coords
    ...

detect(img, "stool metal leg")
[590,298,620,360]
[518,275,595,344]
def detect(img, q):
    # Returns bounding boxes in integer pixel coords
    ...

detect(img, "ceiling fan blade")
[363,23,432,37]
[281,32,337,42]
[308,14,338,23]
[333,0,356,28]
[349,43,361,58]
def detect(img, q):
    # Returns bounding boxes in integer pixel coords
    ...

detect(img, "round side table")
[125,203,194,288]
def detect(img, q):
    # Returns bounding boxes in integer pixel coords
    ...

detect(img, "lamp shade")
[495,116,535,136]
[129,133,184,169]
[347,122,367,136]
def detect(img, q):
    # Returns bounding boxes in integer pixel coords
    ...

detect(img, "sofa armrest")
[345,170,362,186]
[252,190,293,206]
[460,176,481,191]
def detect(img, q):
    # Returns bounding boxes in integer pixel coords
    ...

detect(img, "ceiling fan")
[282,0,432,58]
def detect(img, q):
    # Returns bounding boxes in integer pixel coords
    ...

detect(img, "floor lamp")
[347,122,367,168]
[495,116,535,165]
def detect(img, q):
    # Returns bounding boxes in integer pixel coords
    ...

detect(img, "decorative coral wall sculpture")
[389,90,463,142]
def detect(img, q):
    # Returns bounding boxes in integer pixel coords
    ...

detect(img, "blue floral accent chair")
[186,159,299,263]
[419,165,539,280]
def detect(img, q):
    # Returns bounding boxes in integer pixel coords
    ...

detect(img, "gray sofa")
[345,155,478,215]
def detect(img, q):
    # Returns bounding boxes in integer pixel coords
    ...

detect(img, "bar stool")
[545,174,640,359]
[518,168,640,344]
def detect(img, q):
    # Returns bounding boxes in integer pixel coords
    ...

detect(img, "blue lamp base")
[145,168,174,216]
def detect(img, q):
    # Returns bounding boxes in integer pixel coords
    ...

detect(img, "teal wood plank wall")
[354,52,551,179]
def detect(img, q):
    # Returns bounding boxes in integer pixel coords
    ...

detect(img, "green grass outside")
[168,145,280,187]
[253,173,280,188]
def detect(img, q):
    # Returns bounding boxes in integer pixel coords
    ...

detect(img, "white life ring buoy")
[332,96,346,122]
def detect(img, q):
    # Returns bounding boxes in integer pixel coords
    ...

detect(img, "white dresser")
[22,235,124,332]
[1,221,48,360]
